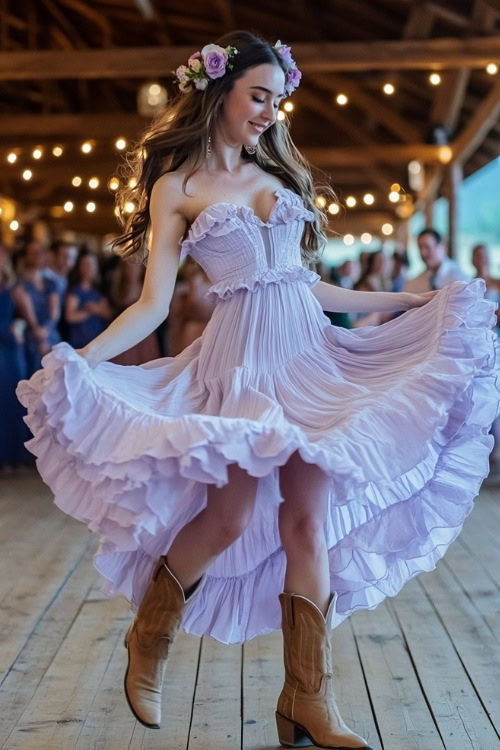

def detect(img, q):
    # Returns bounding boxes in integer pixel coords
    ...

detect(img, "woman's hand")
[406,290,440,308]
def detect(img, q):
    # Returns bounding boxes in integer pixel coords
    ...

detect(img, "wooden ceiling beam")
[451,76,500,163]
[1,38,500,80]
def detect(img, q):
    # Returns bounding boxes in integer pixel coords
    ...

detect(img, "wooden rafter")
[1,38,500,80]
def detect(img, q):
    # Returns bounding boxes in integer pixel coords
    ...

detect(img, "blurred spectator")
[65,250,113,349]
[324,265,352,329]
[0,245,32,469]
[471,244,500,332]
[177,258,216,351]
[336,259,358,290]
[109,258,161,365]
[43,240,78,302]
[11,240,61,376]
[404,228,470,293]
[352,250,392,328]
[391,250,410,293]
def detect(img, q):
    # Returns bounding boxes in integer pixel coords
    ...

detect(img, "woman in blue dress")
[11,240,61,378]
[0,245,32,468]
[64,250,113,349]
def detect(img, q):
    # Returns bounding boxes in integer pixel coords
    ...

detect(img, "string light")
[336,93,348,106]
[429,73,441,86]
[361,233,372,244]
[81,141,93,153]
[22,169,32,180]
[7,152,17,163]
[32,147,43,159]
[89,177,100,189]
[438,145,453,163]
[382,223,393,235]
[315,196,327,208]
[388,191,400,202]
[328,202,340,214]
[52,145,64,156]
[283,101,293,112]
[390,183,401,192]
[86,201,96,212]
[363,193,375,205]
[108,177,120,190]
[345,196,356,207]
[408,160,421,174]
[383,83,395,95]
[128,177,138,188]
[343,234,354,245]
[10,220,19,230]
[486,63,498,75]
[72,176,82,186]
[277,110,286,121]
[124,201,136,213]
[63,201,74,212]
[115,138,127,150]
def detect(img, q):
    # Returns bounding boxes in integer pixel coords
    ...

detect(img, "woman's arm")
[65,292,92,323]
[77,174,187,367]
[311,280,418,313]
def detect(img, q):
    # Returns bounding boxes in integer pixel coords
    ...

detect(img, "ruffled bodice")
[178,187,320,303]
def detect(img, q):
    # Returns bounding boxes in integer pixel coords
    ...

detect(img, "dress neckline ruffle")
[178,187,315,258]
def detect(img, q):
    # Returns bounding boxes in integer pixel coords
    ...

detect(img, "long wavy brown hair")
[110,29,337,266]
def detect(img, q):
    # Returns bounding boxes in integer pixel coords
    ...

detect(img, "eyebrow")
[249,85,285,99]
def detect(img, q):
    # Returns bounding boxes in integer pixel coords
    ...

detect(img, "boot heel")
[275,712,310,747]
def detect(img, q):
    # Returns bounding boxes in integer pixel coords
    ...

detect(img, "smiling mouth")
[249,122,265,132]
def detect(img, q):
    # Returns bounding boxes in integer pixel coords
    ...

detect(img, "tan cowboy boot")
[123,555,204,729]
[276,592,373,749]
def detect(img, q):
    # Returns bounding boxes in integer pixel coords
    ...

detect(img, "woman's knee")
[205,464,258,552]
[279,509,326,553]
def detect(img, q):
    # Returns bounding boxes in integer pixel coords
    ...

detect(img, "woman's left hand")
[407,290,440,308]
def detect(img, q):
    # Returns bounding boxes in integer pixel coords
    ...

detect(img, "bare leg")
[166,462,259,591]
[278,450,332,616]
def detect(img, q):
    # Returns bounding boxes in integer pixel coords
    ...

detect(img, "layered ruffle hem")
[16,276,500,644]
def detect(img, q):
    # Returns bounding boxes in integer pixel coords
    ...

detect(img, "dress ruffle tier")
[16,276,500,644]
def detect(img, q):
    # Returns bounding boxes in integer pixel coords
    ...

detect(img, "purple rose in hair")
[274,41,293,66]
[287,67,302,90]
[201,43,228,79]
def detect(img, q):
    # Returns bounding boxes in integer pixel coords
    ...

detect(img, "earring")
[244,144,256,154]
[207,135,212,158]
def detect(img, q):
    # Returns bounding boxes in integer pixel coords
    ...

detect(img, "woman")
[0,245,32,469]
[16,32,499,749]
[64,250,113,350]
[12,240,61,377]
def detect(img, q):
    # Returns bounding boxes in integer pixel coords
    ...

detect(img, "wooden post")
[446,162,462,259]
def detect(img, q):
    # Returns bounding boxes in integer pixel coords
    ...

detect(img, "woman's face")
[25,242,46,270]
[220,63,286,147]
[79,254,98,281]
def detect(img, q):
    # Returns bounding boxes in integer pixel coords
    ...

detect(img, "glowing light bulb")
[429,73,441,86]
[343,234,354,245]
[23,169,32,180]
[115,138,127,150]
[336,93,348,106]
[383,83,395,95]
[346,196,357,208]
[72,176,82,186]
[363,193,375,205]
[64,201,74,212]
[382,223,393,236]
[86,201,96,212]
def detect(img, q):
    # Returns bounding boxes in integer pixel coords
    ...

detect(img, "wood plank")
[351,601,444,750]
[418,560,500,735]
[0,547,99,746]
[390,577,500,748]
[3,597,129,748]
[0,517,91,683]
[79,630,201,750]
[189,637,242,749]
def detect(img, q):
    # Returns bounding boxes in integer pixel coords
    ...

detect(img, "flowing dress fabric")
[16,187,500,644]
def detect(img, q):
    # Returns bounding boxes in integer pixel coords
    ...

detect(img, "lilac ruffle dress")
[16,187,500,644]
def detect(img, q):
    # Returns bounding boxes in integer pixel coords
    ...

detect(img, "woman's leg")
[278,450,332,616]
[166,462,260,591]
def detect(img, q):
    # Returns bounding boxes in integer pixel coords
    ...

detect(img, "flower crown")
[172,40,301,97]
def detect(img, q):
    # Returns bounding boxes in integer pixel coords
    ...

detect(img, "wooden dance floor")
[1,469,499,750]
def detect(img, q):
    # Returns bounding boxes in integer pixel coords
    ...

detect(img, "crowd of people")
[2,227,499,471]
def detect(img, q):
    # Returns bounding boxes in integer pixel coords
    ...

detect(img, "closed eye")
[252,96,279,109]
